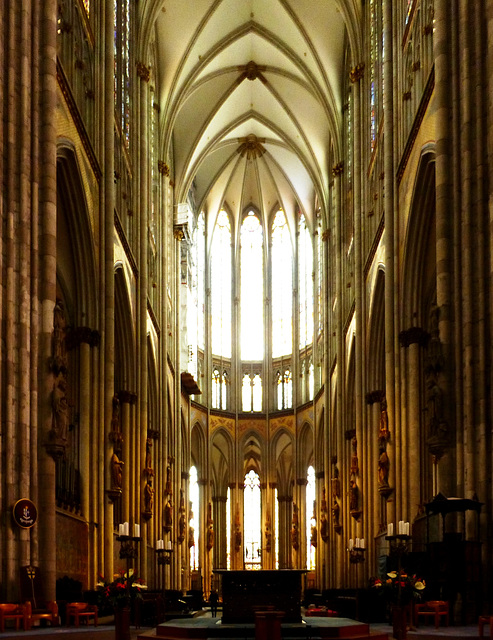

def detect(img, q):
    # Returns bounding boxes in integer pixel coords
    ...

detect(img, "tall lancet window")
[189,466,200,571]
[271,210,292,357]
[211,210,231,358]
[306,465,316,570]
[196,212,205,351]
[298,214,314,350]
[244,470,262,570]
[114,0,131,148]
[241,212,263,360]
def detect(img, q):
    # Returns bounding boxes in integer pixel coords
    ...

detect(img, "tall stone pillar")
[38,0,58,602]
[212,496,228,569]
[277,495,292,569]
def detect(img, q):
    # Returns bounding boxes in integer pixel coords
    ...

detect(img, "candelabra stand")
[385,533,412,640]
[115,529,141,640]
[156,541,173,594]
[348,538,366,563]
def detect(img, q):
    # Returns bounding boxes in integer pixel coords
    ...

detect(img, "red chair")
[66,602,98,627]
[25,600,59,629]
[0,603,29,632]
[415,600,449,628]
[479,615,493,639]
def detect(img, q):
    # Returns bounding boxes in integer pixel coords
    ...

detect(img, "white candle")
[387,523,393,536]
[134,523,140,538]
[349,539,354,550]
[157,539,162,549]
[355,537,360,548]
[124,521,129,536]
[405,522,410,535]
[166,541,172,550]
[360,538,365,549]
[119,523,124,536]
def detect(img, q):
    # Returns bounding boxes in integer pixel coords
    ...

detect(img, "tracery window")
[241,212,263,360]
[298,214,314,350]
[244,470,262,570]
[271,210,292,357]
[242,372,263,412]
[276,369,292,410]
[212,368,227,410]
[189,465,199,571]
[211,210,232,358]
[306,465,316,570]
[114,0,132,149]
[369,0,383,154]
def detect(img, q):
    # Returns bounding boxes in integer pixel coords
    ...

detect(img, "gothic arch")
[191,421,207,476]
[114,266,137,393]
[211,428,234,497]
[367,268,386,390]
[56,142,98,327]
[273,429,294,497]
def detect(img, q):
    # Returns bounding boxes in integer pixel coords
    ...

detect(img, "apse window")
[244,470,262,570]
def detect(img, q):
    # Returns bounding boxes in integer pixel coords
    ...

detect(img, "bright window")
[211,211,231,358]
[272,210,292,357]
[298,214,313,350]
[189,466,199,571]
[306,465,316,570]
[244,470,261,570]
[241,212,263,360]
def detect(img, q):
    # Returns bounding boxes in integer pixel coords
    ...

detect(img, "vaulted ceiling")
[149,0,360,238]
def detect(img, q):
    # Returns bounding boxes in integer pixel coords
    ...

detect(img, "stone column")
[433,0,454,496]
[277,495,292,569]
[102,0,116,583]
[38,0,58,602]
[212,496,228,569]
[137,59,151,582]
[399,328,429,521]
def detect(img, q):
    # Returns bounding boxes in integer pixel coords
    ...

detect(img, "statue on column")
[143,479,154,519]
[206,502,214,551]
[177,489,186,543]
[350,436,359,475]
[379,397,390,444]
[349,479,361,518]
[111,452,124,491]
[331,465,342,533]
[145,438,154,477]
[265,511,272,552]
[291,503,299,551]
[320,487,329,542]
[51,298,68,373]
[234,505,242,552]
[164,498,173,533]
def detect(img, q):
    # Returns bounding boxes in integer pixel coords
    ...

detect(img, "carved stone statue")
[164,499,173,532]
[379,398,390,442]
[207,503,214,551]
[144,480,154,515]
[350,436,359,475]
[145,438,154,477]
[291,503,299,550]
[111,452,124,490]
[265,512,272,552]
[378,450,390,488]
[51,373,69,442]
[52,298,67,372]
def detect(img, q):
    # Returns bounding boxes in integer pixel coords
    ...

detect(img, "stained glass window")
[82,0,89,16]
[271,210,292,357]
[298,214,314,350]
[196,213,205,351]
[306,465,316,570]
[242,373,262,412]
[212,368,227,410]
[211,210,231,358]
[369,0,377,152]
[241,212,263,360]
[244,470,261,570]
[189,466,199,571]
[114,0,131,148]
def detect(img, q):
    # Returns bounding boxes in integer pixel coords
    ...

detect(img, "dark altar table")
[213,569,306,623]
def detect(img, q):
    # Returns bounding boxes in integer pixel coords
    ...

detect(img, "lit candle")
[355,537,360,549]
[387,522,393,537]
[405,522,410,536]
[166,540,172,551]
[124,521,129,536]
[119,523,124,536]
[134,523,140,538]
[360,538,365,549]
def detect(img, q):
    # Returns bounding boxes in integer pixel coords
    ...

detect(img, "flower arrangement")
[96,570,148,611]
[371,570,425,605]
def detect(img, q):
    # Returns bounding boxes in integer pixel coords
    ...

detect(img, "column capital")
[349,62,365,83]
[118,390,137,405]
[365,389,385,405]
[158,160,170,176]
[136,61,151,82]
[399,326,429,347]
[67,326,100,349]
[332,161,344,176]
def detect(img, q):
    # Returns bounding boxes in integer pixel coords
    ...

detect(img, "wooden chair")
[25,600,59,629]
[66,602,98,627]
[414,600,449,628]
[479,615,493,639]
[0,603,29,632]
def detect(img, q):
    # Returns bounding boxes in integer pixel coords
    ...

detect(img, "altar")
[213,569,306,623]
